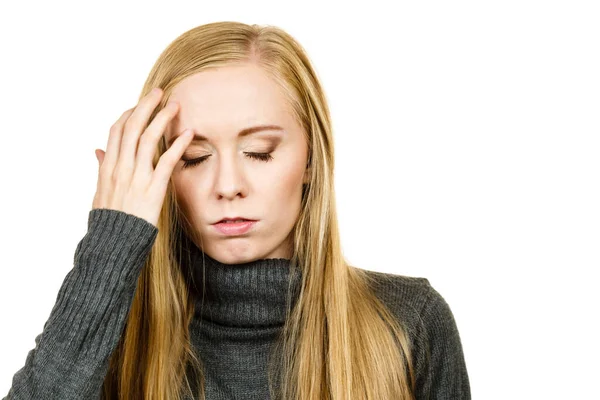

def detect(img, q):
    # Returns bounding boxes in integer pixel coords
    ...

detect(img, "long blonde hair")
[102,21,416,400]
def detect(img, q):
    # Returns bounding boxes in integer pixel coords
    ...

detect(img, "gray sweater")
[3,208,471,399]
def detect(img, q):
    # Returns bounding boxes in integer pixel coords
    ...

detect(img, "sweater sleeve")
[413,280,471,400]
[2,208,158,400]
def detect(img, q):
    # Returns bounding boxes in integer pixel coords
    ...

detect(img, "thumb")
[95,149,105,167]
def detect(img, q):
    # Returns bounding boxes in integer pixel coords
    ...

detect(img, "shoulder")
[356,267,471,398]
[356,267,438,330]
[357,267,461,347]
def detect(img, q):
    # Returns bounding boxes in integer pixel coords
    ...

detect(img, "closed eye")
[181,152,274,169]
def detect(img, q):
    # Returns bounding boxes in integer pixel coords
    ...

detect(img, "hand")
[91,87,193,228]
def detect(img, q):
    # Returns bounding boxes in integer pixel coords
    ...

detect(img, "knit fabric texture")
[3,208,471,399]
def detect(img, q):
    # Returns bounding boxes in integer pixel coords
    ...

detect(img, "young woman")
[4,21,470,400]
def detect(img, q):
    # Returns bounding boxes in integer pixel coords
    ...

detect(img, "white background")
[0,1,598,398]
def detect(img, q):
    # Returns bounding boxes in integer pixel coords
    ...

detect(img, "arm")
[413,281,471,400]
[3,208,158,400]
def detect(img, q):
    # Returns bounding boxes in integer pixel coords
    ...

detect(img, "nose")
[213,151,247,200]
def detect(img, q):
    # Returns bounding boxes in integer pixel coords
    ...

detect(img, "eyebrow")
[167,124,285,147]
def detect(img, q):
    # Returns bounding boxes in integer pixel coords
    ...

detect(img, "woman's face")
[164,63,310,263]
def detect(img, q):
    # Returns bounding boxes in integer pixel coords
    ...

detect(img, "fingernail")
[152,87,161,95]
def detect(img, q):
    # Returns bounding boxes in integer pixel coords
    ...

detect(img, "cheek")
[172,179,193,205]
[171,179,205,222]
[264,178,303,236]
[268,143,307,191]
[269,159,305,197]
[267,166,305,222]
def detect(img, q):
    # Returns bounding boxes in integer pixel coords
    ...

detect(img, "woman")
[4,21,470,399]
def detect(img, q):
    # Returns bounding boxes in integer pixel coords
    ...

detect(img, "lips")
[212,219,257,235]
[214,217,256,224]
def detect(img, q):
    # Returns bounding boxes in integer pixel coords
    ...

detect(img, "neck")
[180,239,302,328]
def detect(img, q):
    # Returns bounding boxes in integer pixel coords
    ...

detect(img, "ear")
[303,163,311,185]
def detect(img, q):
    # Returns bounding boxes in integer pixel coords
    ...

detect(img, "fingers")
[135,99,181,174]
[116,88,164,179]
[103,108,134,175]
[151,128,194,195]
[92,87,188,226]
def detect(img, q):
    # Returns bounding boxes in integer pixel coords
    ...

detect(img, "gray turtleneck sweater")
[3,209,471,399]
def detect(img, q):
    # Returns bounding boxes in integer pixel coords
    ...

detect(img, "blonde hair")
[102,21,416,400]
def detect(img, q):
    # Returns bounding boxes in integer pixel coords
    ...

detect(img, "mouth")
[212,219,258,236]
[213,217,257,224]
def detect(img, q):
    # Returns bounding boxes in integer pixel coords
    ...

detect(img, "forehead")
[166,64,293,139]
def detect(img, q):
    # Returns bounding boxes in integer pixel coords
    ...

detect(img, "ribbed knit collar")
[183,241,303,328]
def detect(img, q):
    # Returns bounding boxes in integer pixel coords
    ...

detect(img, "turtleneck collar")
[182,240,303,328]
